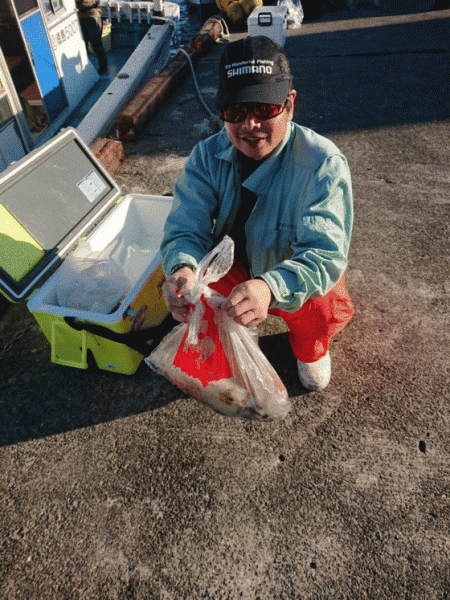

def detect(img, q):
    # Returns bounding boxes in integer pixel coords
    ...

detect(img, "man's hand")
[162,266,196,322]
[221,279,273,328]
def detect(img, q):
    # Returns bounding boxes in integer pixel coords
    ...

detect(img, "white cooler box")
[247,6,288,47]
[0,127,174,374]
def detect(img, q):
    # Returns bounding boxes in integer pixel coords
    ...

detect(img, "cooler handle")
[258,12,273,26]
[63,313,177,356]
[51,321,88,369]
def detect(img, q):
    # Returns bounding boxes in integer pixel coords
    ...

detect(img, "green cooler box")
[0,127,173,374]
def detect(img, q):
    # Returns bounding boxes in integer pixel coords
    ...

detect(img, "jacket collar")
[214,122,294,191]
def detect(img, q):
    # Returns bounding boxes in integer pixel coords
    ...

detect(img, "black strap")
[64,313,177,356]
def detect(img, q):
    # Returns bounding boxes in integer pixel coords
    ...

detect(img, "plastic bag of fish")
[55,239,130,313]
[146,237,292,421]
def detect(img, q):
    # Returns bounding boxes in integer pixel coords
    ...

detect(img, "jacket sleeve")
[258,154,353,312]
[160,142,219,276]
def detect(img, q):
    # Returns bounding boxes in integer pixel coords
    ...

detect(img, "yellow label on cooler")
[0,204,45,281]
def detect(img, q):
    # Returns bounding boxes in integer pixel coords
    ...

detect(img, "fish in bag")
[146,236,292,421]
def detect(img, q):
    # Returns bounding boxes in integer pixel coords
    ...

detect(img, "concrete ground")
[1,2,450,598]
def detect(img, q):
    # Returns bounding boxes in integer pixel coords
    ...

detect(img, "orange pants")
[209,263,355,363]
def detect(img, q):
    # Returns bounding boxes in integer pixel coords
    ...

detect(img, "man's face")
[224,90,297,161]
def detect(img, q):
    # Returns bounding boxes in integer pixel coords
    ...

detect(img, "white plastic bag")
[122,235,160,285]
[146,236,292,421]
[55,239,130,314]
[278,0,304,28]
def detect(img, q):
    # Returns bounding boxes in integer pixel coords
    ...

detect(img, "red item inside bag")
[147,236,292,421]
[173,296,233,387]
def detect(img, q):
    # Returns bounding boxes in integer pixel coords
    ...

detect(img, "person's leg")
[270,275,354,362]
[79,17,90,44]
[270,276,355,390]
[91,15,108,74]
[82,15,108,74]
[209,266,355,390]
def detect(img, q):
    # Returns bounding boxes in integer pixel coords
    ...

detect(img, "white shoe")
[297,352,331,391]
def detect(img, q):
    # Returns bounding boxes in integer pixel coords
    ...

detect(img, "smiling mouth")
[241,136,266,142]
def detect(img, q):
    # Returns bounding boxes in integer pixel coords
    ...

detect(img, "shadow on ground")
[302,0,441,23]
[0,305,306,447]
[119,8,449,164]
[0,303,181,446]
[288,12,450,135]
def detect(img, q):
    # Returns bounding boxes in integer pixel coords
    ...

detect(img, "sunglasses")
[219,101,287,123]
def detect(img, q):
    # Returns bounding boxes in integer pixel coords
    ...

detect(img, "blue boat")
[0,0,180,171]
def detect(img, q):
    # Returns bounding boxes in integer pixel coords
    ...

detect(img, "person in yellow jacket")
[76,0,108,74]
[216,0,263,23]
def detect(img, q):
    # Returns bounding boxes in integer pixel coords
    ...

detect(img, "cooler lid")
[0,127,121,303]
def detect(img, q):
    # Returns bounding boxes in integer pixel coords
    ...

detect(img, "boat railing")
[99,0,161,24]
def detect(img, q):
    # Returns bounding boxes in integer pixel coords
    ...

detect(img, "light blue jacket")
[161,122,353,312]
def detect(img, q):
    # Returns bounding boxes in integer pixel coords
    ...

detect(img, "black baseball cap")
[216,36,292,111]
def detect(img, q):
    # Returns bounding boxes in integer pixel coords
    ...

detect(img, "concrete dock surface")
[1,1,450,598]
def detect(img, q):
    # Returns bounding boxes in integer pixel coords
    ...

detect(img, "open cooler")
[0,127,174,374]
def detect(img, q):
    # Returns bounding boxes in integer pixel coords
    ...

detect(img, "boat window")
[50,0,64,11]
[13,0,38,17]
[0,16,50,136]
[0,94,14,127]
[42,0,64,18]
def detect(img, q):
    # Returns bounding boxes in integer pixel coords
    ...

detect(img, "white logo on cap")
[225,59,274,78]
